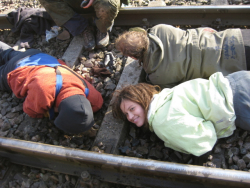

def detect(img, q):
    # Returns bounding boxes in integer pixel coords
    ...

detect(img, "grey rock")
[243,142,250,150]
[104,82,116,90]
[136,146,149,155]
[237,159,246,170]
[240,147,247,155]
[148,148,163,160]
[242,153,250,163]
[1,120,11,131]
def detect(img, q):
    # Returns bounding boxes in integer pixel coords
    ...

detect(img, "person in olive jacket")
[0,41,103,134]
[115,24,250,88]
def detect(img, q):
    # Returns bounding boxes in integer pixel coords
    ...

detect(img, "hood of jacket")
[143,33,164,74]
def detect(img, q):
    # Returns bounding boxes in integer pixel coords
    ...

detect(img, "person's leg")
[62,0,113,48]
[64,0,94,13]
[45,0,91,37]
[38,0,74,41]
[39,0,95,50]
[62,15,95,51]
[62,13,89,36]
[0,41,22,66]
[93,0,120,33]
[0,43,24,92]
[241,29,250,70]
[226,70,250,131]
[93,0,120,48]
[0,42,11,65]
[38,0,74,26]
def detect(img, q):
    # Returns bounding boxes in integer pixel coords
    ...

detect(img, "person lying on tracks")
[0,41,103,134]
[38,0,129,51]
[112,70,250,156]
[115,24,250,88]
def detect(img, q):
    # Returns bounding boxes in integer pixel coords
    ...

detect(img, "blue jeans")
[226,70,250,131]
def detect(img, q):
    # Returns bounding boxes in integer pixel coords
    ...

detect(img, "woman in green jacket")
[115,24,250,88]
[112,71,250,156]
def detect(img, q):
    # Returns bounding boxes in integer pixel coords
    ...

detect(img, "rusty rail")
[1,5,250,29]
[0,136,250,188]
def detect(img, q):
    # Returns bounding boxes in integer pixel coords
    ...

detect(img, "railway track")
[1,4,250,188]
[1,5,250,29]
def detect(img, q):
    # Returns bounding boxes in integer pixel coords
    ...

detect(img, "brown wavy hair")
[115,30,149,65]
[112,83,160,129]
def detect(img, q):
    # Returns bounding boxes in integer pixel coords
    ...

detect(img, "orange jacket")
[7,60,103,118]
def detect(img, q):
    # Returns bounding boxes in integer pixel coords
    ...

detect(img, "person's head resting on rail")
[115,27,149,65]
[54,94,95,134]
[112,71,250,156]
[115,24,250,89]
[112,83,160,130]
[0,41,103,135]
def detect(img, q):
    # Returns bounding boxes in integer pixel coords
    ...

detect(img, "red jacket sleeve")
[8,66,56,118]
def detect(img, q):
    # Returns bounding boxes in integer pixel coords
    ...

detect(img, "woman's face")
[120,99,145,127]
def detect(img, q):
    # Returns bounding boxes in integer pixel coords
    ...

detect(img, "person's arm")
[22,74,55,118]
[151,72,235,156]
[93,0,120,33]
[38,0,74,26]
[149,85,218,157]
[152,114,217,157]
[7,66,56,119]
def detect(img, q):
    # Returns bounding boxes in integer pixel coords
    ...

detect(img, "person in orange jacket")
[0,41,103,134]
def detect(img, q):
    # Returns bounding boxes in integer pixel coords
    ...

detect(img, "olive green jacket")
[143,24,246,88]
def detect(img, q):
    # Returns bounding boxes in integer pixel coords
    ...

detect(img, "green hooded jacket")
[143,24,246,88]
[147,72,236,156]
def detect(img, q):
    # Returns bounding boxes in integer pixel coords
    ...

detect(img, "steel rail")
[1,5,250,188]
[1,5,250,29]
[119,5,250,13]
[115,5,250,27]
[0,136,250,188]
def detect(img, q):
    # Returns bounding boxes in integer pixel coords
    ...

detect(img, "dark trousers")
[0,42,23,92]
[38,0,119,34]
[226,71,250,131]
[0,41,40,92]
[241,29,250,70]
